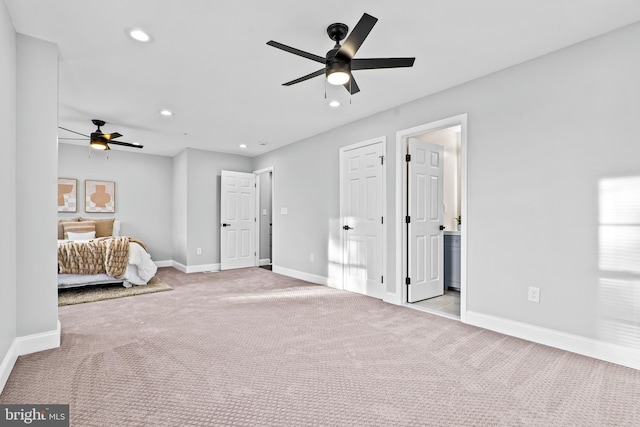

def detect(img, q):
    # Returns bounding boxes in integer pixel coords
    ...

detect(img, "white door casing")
[407,138,444,302]
[340,139,385,299]
[220,170,256,270]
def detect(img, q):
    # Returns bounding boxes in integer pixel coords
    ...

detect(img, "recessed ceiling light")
[239,144,247,149]
[329,100,341,108]
[159,109,173,116]
[126,28,153,43]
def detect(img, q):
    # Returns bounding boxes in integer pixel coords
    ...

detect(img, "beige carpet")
[3,267,640,426]
[58,276,172,306]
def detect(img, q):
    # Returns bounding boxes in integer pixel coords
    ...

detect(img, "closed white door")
[341,140,384,299]
[220,170,256,270]
[407,138,444,302]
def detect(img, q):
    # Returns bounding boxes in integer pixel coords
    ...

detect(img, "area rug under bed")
[58,276,172,306]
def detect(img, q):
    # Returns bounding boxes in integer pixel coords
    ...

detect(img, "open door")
[407,138,444,302]
[220,170,256,270]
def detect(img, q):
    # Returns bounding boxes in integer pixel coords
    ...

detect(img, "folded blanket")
[58,236,144,277]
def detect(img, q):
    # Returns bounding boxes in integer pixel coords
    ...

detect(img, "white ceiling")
[5,0,640,157]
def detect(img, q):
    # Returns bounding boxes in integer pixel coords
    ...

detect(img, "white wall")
[58,143,173,261]
[254,22,640,360]
[15,34,59,338]
[0,0,16,366]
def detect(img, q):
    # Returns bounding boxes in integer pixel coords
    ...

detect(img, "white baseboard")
[0,320,61,394]
[466,311,640,371]
[0,340,18,394]
[172,261,220,274]
[154,260,173,268]
[272,265,330,287]
[259,258,271,266]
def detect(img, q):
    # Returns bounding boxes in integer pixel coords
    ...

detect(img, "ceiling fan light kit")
[267,13,415,97]
[326,62,350,85]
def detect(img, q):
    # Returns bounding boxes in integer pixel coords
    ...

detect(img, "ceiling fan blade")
[108,140,144,149]
[337,13,378,60]
[283,69,325,86]
[58,126,89,138]
[58,137,88,141]
[267,41,325,64]
[352,57,415,70]
[343,75,360,95]
[103,132,122,140]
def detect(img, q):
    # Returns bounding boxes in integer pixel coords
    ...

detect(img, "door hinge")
[405,215,411,224]
[380,155,384,165]
[381,216,384,224]
[405,154,411,162]
[405,277,411,285]
[381,275,384,284]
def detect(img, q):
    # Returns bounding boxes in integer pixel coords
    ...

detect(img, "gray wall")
[171,150,188,265]
[58,143,173,261]
[0,0,16,361]
[172,148,253,267]
[254,22,640,345]
[16,34,59,337]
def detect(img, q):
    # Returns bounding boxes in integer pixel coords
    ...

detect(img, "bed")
[57,218,157,289]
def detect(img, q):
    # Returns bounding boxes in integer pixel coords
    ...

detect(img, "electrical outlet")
[528,286,540,303]
[310,253,314,262]
[196,248,202,255]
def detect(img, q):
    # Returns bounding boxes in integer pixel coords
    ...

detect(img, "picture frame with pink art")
[85,180,115,213]
[57,178,77,212]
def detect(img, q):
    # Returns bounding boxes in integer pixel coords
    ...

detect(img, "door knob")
[439,225,446,230]
[222,223,231,227]
[343,225,353,230]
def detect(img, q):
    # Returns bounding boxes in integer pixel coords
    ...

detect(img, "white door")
[407,138,444,302]
[341,140,384,299]
[220,170,256,270]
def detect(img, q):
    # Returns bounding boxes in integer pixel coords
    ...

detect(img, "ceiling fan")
[58,119,143,150]
[267,13,415,95]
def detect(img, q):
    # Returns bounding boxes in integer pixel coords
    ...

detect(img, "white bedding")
[57,241,157,288]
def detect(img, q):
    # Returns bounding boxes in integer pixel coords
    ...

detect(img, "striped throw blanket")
[57,236,141,278]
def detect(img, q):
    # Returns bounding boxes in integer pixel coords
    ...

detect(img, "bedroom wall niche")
[172,148,252,272]
[57,143,173,262]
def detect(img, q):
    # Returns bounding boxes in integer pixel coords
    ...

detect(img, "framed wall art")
[85,180,115,213]
[57,178,77,212]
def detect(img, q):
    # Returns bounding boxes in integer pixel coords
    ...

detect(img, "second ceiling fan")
[58,119,143,150]
[267,13,415,94]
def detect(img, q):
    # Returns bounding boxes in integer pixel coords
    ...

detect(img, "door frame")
[339,136,387,297]
[254,166,275,267]
[395,114,468,321]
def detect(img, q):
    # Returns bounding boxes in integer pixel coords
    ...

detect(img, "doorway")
[255,167,274,271]
[396,114,467,321]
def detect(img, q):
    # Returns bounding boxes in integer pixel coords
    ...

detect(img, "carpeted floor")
[58,276,172,306]
[2,267,640,426]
